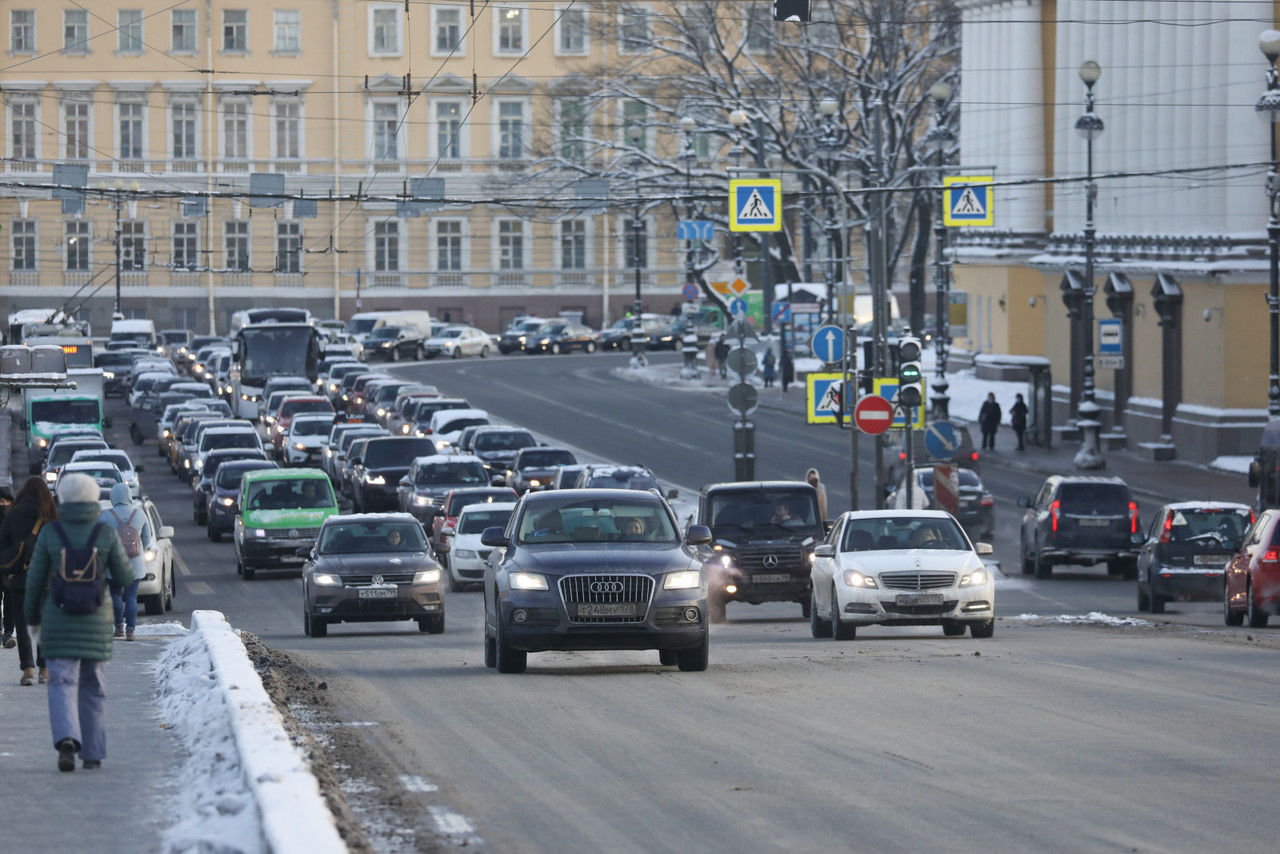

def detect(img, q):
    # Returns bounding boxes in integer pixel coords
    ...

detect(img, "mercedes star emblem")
[762,554,780,569]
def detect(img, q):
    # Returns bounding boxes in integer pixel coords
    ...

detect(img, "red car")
[430,486,517,561]
[1224,508,1280,627]
[270,396,334,455]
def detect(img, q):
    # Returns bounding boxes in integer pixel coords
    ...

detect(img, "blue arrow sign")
[677,220,716,241]
[924,420,961,459]
[810,324,844,364]
[729,297,749,317]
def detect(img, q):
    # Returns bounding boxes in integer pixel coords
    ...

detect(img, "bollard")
[680,332,700,379]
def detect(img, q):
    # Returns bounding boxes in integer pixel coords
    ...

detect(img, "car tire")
[620,338,632,351]
[209,527,221,543]
[1248,583,1269,628]
[676,634,709,672]
[659,650,678,666]
[1107,559,1123,576]
[810,589,832,638]
[494,623,526,674]
[707,593,726,624]
[551,342,562,355]
[586,341,596,354]
[451,347,461,360]
[416,345,426,361]
[165,569,175,611]
[143,593,164,616]
[942,621,966,637]
[480,346,489,358]
[970,620,995,639]
[831,587,856,641]
[1225,583,1244,626]
[1123,559,1138,581]
[303,610,311,637]
[1034,544,1053,579]
[130,425,143,445]
[391,347,400,363]
[308,612,327,638]
[1149,579,1166,614]
[242,562,256,581]
[800,596,811,619]
[449,573,464,593]
[1020,534,1034,575]
[1137,580,1151,612]
[484,631,497,668]
[235,554,243,576]
[420,615,445,634]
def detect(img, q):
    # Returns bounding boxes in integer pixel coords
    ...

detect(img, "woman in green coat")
[24,473,133,772]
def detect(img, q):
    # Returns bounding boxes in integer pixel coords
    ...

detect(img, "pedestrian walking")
[1010,393,1029,451]
[762,349,777,388]
[781,350,795,393]
[978,392,1002,451]
[714,335,730,379]
[24,473,133,772]
[99,482,153,642]
[705,337,718,379]
[0,485,14,649]
[805,468,828,522]
[0,477,57,685]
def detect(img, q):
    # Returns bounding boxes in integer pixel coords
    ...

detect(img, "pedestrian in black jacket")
[0,485,13,649]
[0,476,56,685]
[1010,393,1029,451]
[978,392,1002,451]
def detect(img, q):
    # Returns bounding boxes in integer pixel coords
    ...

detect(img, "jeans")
[109,578,140,630]
[46,658,107,761]
[10,586,44,670]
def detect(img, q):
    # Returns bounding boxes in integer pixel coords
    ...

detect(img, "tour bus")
[229,318,321,419]
[229,307,313,333]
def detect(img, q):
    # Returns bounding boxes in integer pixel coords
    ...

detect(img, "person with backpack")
[0,477,57,686]
[100,482,153,642]
[0,484,15,649]
[24,473,132,772]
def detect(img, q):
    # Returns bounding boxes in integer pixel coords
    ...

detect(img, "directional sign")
[806,372,852,424]
[924,420,961,460]
[729,297,749,317]
[677,220,715,241]
[729,179,783,232]
[943,176,994,227]
[854,395,895,436]
[810,324,845,365]
[1098,318,1122,355]
[772,303,792,325]
[727,382,759,415]
[873,377,926,430]
[682,281,700,301]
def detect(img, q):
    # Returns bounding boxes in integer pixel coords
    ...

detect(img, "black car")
[397,454,492,522]
[206,458,279,542]
[94,351,136,397]
[573,465,662,492]
[498,319,548,354]
[1136,501,1252,613]
[365,326,425,362]
[469,427,538,474]
[481,489,712,673]
[1018,476,1141,579]
[351,436,438,512]
[503,447,578,493]
[520,321,599,355]
[887,466,994,541]
[193,447,270,525]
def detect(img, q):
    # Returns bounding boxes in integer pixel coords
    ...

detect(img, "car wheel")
[1137,579,1151,612]
[130,425,143,445]
[415,345,426,361]
[1149,576,1166,614]
[480,346,489,358]
[420,615,445,634]
[165,569,175,611]
[970,620,995,639]
[209,527,221,543]
[1106,559,1123,576]
[800,596,811,619]
[484,630,497,668]
[831,586,856,641]
[707,593,726,624]
[1225,583,1244,626]
[659,650,678,666]
[235,554,243,576]
[143,593,164,616]
[303,610,312,637]
[676,633,709,672]
[1123,559,1138,581]
[1034,543,1053,579]
[310,613,327,638]
[449,573,464,593]
[391,347,400,362]
[620,338,632,351]
[551,342,562,355]
[1248,583,1269,628]
[810,589,832,638]
[451,347,461,360]
[586,341,596,354]
[494,622,526,673]
[942,621,966,637]
[243,562,256,581]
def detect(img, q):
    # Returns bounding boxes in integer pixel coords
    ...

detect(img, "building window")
[276,221,301,273]
[560,219,586,270]
[623,100,647,152]
[559,99,585,162]
[222,99,249,166]
[274,10,300,53]
[65,220,90,272]
[744,3,771,53]
[496,6,525,54]
[497,219,523,270]
[172,221,198,271]
[64,9,88,53]
[619,6,651,54]
[223,10,247,53]
[63,100,90,161]
[434,6,462,54]
[435,101,463,159]
[10,100,37,162]
[498,101,524,160]
[172,9,196,53]
[118,101,144,167]
[374,221,400,271]
[172,101,198,163]
[12,219,35,271]
[118,10,143,53]
[121,221,146,270]
[372,101,400,162]
[10,10,35,54]
[224,220,249,272]
[274,100,300,161]
[370,6,401,56]
[436,220,463,271]
[623,218,648,269]
[173,307,197,329]
[557,5,587,55]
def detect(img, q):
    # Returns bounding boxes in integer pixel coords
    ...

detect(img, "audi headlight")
[960,568,989,587]
[219,497,235,507]
[413,568,442,584]
[843,569,878,588]
[312,572,342,586]
[663,570,702,590]
[509,571,548,591]
[365,474,386,485]
[414,495,431,506]
[453,549,477,559]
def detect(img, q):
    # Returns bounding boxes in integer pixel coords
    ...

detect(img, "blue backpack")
[48,522,108,615]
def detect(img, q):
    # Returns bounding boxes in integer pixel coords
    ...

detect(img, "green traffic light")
[900,363,921,382]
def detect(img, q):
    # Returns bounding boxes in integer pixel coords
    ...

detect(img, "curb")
[191,610,346,854]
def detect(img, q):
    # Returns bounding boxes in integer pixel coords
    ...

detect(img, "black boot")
[57,738,77,772]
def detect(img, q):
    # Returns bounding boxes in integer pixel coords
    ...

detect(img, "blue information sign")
[729,297,749,317]
[772,303,792,324]
[809,324,845,364]
[924,420,962,460]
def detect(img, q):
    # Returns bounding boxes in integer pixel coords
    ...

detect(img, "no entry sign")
[854,395,894,436]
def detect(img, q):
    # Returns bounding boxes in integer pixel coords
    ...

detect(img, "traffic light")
[897,336,923,409]
[773,1,811,22]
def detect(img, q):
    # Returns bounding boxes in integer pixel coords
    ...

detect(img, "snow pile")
[1210,455,1253,475]
[133,620,188,637]
[1008,612,1153,628]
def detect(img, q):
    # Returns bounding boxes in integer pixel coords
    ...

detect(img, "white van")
[372,310,434,339]
[108,318,158,350]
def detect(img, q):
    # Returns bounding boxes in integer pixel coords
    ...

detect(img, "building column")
[1060,271,1086,423]
[1104,272,1134,440]
[1152,273,1184,441]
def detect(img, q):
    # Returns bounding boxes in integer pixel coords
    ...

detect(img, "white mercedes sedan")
[810,510,995,640]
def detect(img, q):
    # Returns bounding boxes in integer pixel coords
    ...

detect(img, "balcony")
[63,271,93,289]
[495,271,528,288]
[171,270,202,287]
[371,273,405,288]
[120,270,148,287]
[274,272,304,288]
[116,160,145,173]
[432,273,466,288]
[221,271,252,287]
[10,270,39,287]
[171,160,202,173]
[558,272,590,288]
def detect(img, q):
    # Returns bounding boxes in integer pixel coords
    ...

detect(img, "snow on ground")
[133,620,188,637]
[1211,455,1254,475]
[1007,612,1153,628]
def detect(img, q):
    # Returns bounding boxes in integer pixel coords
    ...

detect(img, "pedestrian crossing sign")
[729,179,783,232]
[806,372,853,424]
[873,377,926,429]
[943,176,994,227]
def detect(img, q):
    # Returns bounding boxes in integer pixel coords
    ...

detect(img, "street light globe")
[818,97,838,117]
[1261,29,1280,63]
[929,81,952,102]
[678,115,695,132]
[728,108,748,128]
[1078,60,1101,86]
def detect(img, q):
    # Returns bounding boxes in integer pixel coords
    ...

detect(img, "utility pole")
[868,100,889,507]
[113,192,123,318]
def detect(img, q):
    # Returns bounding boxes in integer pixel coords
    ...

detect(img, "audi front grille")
[558,574,655,624]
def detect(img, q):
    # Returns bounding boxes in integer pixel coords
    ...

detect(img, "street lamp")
[678,114,698,293]
[925,80,954,419]
[1257,30,1280,417]
[1073,60,1105,470]
[628,123,647,361]
[728,107,749,280]
[817,97,848,326]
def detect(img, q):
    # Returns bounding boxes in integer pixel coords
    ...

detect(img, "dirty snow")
[1211,455,1254,475]
[1008,612,1153,628]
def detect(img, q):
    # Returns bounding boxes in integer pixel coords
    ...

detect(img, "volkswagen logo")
[590,580,625,594]
[762,554,780,569]
[372,574,384,585]
[289,529,299,538]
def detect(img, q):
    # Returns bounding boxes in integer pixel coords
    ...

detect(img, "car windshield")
[416,461,488,486]
[708,490,821,533]
[281,400,332,418]
[511,321,542,334]
[1166,508,1251,545]
[319,519,427,554]
[441,329,462,339]
[519,450,575,468]
[340,431,384,453]
[203,432,258,451]
[364,438,436,468]
[371,327,400,340]
[95,353,133,368]
[347,317,378,335]
[917,469,983,488]
[75,453,132,472]
[292,418,334,436]
[474,431,535,452]
[31,399,99,424]
[67,465,121,484]
[458,507,514,534]
[841,516,970,551]
[48,443,106,467]
[416,401,467,420]
[517,497,677,544]
[245,477,334,510]
[216,463,275,489]
[447,491,514,515]
[585,470,659,491]
[536,322,566,335]
[1058,484,1131,514]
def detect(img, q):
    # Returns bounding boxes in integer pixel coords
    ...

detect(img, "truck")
[230,321,321,419]
[108,318,158,351]
[22,367,108,473]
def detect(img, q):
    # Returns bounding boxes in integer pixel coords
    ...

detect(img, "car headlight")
[103,371,115,379]
[663,570,702,590]
[413,568,442,584]
[36,438,48,448]
[44,471,57,483]
[401,424,411,434]
[960,568,989,587]
[413,495,431,506]
[144,549,156,562]
[365,474,386,485]
[162,429,172,438]
[294,442,307,450]
[312,572,342,586]
[253,528,266,538]
[843,569,878,588]
[329,383,338,391]
[323,447,332,457]
[381,341,392,347]
[719,554,734,568]
[193,460,203,471]
[376,408,386,417]
[453,549,477,559]
[509,571,548,591]
[807,551,817,565]
[528,478,541,488]
[435,440,450,451]
[219,497,235,507]
[241,393,249,400]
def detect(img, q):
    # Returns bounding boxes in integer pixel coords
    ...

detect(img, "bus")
[229,321,321,419]
[229,307,312,333]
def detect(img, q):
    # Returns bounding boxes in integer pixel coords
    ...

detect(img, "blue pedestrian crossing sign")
[806,372,853,425]
[729,179,783,232]
[809,324,845,364]
[943,176,994,227]
[729,297,749,317]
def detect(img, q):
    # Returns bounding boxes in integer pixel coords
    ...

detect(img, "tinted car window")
[474,431,535,452]
[585,472,659,491]
[202,432,259,451]
[1057,483,1130,513]
[245,477,334,510]
[216,462,276,489]
[318,520,426,554]
[280,399,333,418]
[292,418,334,436]
[416,462,488,486]
[519,450,576,468]
[516,497,676,544]
[363,438,436,467]
[708,490,820,529]
[457,507,514,534]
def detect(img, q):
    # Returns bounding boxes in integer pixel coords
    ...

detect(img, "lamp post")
[1257,30,1280,417]
[925,80,954,419]
[1073,60,1106,470]
[817,98,848,326]
[678,115,698,297]
[628,123,647,361]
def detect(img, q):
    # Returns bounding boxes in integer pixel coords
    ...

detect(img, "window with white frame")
[496,5,526,54]
[557,4,587,55]
[222,98,249,166]
[118,10,143,53]
[374,220,400,271]
[744,2,771,53]
[560,219,586,270]
[172,9,196,53]
[619,5,651,53]
[434,101,463,160]
[223,10,247,52]
[11,219,35,270]
[10,10,35,54]
[369,5,401,56]
[118,100,144,166]
[276,221,301,273]
[64,9,88,53]
[497,219,524,270]
[171,100,198,164]
[623,216,648,269]
[433,6,462,54]
[173,307,197,329]
[274,10,300,53]
[224,220,249,271]
[273,100,301,161]
[65,220,90,271]
[622,100,647,152]
[497,101,525,160]
[558,99,586,162]
[63,99,90,161]
[372,101,400,162]
[10,99,37,162]
[435,219,464,271]
[121,220,146,270]
[172,221,198,270]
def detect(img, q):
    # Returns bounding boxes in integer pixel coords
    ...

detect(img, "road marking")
[174,549,192,576]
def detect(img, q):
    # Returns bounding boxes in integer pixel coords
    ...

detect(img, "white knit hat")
[57,472,100,504]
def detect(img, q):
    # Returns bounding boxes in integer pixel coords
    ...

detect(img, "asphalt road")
[104,355,1280,852]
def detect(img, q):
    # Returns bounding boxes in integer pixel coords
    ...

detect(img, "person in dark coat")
[1010,393,1029,451]
[978,392,1002,450]
[0,477,56,685]
[762,349,777,388]
[0,484,14,649]
[714,336,730,379]
[25,473,133,772]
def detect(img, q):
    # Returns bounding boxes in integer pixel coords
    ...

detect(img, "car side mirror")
[295,546,312,558]
[350,457,362,466]
[666,489,679,500]
[135,464,145,473]
[1017,497,1031,508]
[490,475,505,486]
[814,543,836,558]
[480,526,508,547]
[1130,532,1146,545]
[399,477,410,487]
[159,526,175,539]
[684,524,713,546]
[974,542,994,556]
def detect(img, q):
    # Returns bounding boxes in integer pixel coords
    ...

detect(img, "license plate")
[358,587,397,599]
[895,593,944,606]
[1077,518,1111,527]
[576,603,642,618]
[752,573,790,584]
[1194,554,1224,566]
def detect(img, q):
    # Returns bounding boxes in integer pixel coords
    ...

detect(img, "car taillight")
[1262,549,1280,564]
[980,496,994,507]
[1050,499,1060,533]
[1129,501,1139,534]
[970,451,979,462]
[898,452,906,462]
[1159,512,1172,544]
